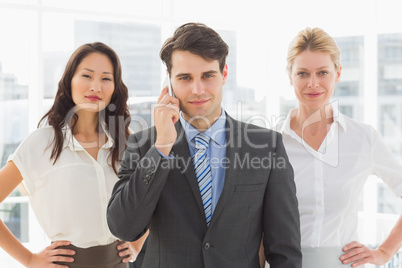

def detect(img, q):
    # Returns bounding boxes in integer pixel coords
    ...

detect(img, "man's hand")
[153,86,180,156]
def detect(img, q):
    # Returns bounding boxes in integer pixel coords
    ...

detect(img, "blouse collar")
[280,102,347,135]
[62,119,114,151]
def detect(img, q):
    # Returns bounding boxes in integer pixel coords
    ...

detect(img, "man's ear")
[222,64,228,84]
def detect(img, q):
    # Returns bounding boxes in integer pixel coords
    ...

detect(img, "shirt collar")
[179,109,227,146]
[63,120,114,151]
[280,102,348,135]
[332,103,347,132]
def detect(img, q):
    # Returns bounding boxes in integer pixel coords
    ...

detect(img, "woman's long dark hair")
[38,42,131,174]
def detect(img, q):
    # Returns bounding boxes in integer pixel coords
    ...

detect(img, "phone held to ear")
[163,74,175,97]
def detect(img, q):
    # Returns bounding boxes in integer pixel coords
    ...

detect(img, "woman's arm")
[341,128,402,267]
[0,161,31,265]
[0,161,23,202]
[0,161,74,267]
[340,215,402,267]
[118,229,149,263]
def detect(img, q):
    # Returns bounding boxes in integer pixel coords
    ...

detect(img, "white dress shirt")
[8,125,119,248]
[276,106,402,248]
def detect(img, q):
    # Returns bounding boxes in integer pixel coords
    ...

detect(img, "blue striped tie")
[192,133,212,226]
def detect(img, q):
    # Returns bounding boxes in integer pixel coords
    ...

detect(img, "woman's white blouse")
[8,126,119,248]
[276,107,402,248]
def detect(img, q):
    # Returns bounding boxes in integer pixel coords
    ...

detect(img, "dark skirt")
[54,240,129,268]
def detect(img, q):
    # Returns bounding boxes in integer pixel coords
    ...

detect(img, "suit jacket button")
[204,242,210,250]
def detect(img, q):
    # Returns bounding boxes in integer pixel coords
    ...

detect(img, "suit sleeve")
[263,133,302,267]
[107,133,174,241]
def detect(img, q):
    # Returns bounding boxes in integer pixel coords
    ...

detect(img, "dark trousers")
[54,240,129,268]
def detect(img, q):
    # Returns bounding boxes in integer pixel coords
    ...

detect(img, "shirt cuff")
[156,148,174,159]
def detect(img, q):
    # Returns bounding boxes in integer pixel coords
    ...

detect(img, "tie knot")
[195,133,210,150]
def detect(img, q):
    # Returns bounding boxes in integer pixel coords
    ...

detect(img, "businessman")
[107,22,302,267]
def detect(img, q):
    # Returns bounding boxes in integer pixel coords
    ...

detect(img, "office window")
[0,0,36,3]
[378,183,402,214]
[380,104,398,137]
[376,34,402,239]
[378,33,402,95]
[41,0,163,17]
[339,105,354,118]
[334,36,364,121]
[0,8,42,267]
[43,17,162,99]
[0,8,34,249]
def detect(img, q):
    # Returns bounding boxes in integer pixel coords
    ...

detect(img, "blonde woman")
[276,27,402,267]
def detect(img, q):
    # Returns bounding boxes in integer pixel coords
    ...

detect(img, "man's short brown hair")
[160,22,229,75]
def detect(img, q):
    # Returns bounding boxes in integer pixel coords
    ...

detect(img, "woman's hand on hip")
[339,241,391,267]
[27,240,75,268]
[117,240,136,263]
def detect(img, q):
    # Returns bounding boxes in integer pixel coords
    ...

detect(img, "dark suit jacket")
[107,114,301,267]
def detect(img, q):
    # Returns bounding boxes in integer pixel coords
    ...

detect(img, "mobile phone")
[163,74,175,97]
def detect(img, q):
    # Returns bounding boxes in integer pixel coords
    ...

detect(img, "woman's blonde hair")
[286,27,341,75]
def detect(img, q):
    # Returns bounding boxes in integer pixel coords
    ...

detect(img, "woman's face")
[71,52,115,113]
[289,50,341,111]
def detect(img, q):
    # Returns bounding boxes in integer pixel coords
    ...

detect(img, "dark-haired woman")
[0,42,144,267]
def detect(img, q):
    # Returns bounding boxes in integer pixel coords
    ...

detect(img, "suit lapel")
[171,122,206,217]
[209,115,240,227]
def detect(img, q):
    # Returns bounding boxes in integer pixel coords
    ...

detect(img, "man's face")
[170,50,227,129]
